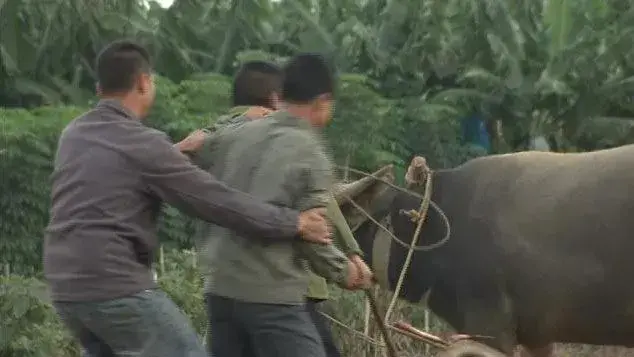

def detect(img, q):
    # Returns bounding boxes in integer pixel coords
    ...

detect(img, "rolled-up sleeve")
[136,129,299,241]
[326,198,363,257]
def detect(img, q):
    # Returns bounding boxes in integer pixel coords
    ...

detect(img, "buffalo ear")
[334,165,395,230]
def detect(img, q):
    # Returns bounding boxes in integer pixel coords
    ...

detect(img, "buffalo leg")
[457,284,517,356]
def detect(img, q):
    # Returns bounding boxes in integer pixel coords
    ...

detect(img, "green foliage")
[145,75,184,135]
[0,250,205,357]
[158,249,206,335]
[146,74,231,141]
[149,74,232,249]
[233,50,287,69]
[327,74,395,172]
[573,117,634,151]
[0,275,79,357]
[0,106,84,274]
[397,104,489,169]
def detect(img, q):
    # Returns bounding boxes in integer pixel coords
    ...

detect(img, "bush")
[0,275,79,357]
[0,106,85,274]
[0,250,207,357]
[145,74,231,143]
[158,249,207,336]
[327,74,397,173]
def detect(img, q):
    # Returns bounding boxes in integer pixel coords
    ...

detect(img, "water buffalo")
[337,145,634,357]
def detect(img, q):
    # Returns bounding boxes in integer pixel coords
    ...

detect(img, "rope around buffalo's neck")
[340,188,451,252]
[337,166,451,252]
[336,164,451,355]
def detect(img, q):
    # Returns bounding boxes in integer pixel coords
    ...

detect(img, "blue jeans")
[205,293,326,357]
[54,289,206,357]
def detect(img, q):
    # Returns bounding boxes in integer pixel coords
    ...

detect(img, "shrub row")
[0,250,208,357]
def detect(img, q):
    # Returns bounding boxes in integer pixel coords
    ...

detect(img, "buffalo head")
[336,160,456,311]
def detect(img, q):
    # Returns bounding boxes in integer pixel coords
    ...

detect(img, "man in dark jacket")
[45,40,332,357]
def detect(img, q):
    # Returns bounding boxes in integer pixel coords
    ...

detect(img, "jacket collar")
[95,98,137,120]
[274,110,316,132]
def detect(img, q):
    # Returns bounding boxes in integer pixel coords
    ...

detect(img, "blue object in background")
[529,135,551,151]
[461,114,491,153]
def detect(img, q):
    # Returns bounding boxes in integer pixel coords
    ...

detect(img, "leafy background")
[3,0,634,355]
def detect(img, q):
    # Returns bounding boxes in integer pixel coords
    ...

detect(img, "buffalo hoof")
[434,340,507,357]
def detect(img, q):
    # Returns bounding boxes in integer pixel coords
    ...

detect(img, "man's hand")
[297,208,332,245]
[175,129,209,153]
[342,260,361,290]
[341,256,374,290]
[350,254,373,289]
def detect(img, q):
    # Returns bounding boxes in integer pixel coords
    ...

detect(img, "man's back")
[45,101,162,302]
[200,111,348,304]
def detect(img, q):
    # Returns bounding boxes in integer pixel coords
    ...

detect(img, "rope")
[322,163,452,355]
[337,164,451,251]
[385,168,434,322]
[366,288,399,357]
[337,165,425,199]
[340,189,451,252]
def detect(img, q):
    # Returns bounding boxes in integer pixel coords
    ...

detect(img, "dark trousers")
[54,289,206,357]
[305,298,342,357]
[205,293,326,357]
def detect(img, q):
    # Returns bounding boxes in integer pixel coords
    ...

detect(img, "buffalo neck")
[380,168,457,303]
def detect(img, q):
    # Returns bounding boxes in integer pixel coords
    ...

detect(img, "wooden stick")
[365,289,398,357]
[387,325,447,349]
[391,321,448,348]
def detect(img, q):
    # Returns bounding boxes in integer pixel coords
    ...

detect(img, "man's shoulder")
[60,107,98,133]
[65,107,155,135]
[212,113,248,132]
[67,109,170,155]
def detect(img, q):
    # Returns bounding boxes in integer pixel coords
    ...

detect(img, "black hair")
[232,61,282,109]
[95,40,152,95]
[282,53,335,103]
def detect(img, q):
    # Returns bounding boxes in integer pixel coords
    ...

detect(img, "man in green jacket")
[188,55,371,357]
[181,60,370,357]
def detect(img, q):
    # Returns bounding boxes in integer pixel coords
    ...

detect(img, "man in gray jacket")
[44,40,332,357]
[201,53,371,357]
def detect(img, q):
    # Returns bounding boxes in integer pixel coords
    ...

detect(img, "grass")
[326,286,634,356]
